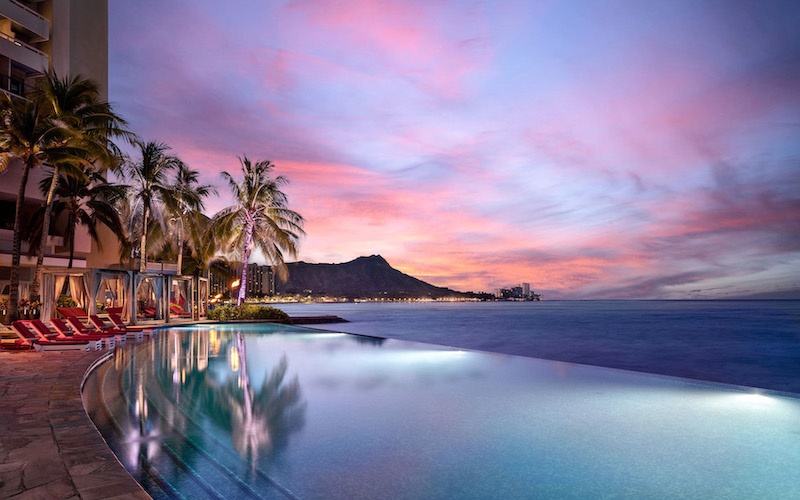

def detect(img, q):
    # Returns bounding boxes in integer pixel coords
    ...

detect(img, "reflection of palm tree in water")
[217,332,306,464]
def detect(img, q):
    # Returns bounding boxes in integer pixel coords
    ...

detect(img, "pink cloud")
[279,0,492,100]
[109,0,800,298]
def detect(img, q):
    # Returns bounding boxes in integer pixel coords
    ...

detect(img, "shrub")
[207,304,290,323]
[57,295,78,307]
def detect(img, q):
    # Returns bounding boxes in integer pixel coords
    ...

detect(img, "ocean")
[273,300,800,394]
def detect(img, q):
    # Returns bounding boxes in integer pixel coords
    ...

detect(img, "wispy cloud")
[110,0,800,298]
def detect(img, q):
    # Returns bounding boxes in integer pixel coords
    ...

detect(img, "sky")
[108,0,800,299]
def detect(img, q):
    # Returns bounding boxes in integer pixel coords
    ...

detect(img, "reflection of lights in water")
[727,391,777,409]
[379,349,471,364]
[134,383,148,418]
[209,329,221,356]
[171,331,180,385]
[293,333,349,339]
[230,345,240,372]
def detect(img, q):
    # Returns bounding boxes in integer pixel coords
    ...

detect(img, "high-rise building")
[0,0,109,297]
[522,282,530,298]
[0,0,107,100]
[246,263,275,296]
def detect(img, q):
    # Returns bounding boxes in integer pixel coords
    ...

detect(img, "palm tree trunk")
[30,165,60,301]
[237,225,253,306]
[176,219,184,275]
[139,205,149,274]
[67,212,77,268]
[9,158,35,322]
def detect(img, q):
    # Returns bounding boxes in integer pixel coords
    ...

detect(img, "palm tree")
[0,93,89,321]
[29,70,132,299]
[213,157,305,305]
[164,163,215,274]
[121,140,185,273]
[31,167,127,268]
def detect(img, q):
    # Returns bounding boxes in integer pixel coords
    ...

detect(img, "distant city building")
[494,282,541,301]
[209,271,227,297]
[246,263,275,296]
[209,261,240,297]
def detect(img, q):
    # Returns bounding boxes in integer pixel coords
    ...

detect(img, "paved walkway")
[0,349,149,499]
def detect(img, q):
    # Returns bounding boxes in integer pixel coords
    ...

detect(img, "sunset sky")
[108,0,800,299]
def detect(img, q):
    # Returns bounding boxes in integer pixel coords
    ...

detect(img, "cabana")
[40,271,92,322]
[136,273,167,321]
[91,270,132,320]
[170,276,194,319]
[40,269,133,322]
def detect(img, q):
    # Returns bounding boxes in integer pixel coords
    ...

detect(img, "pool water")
[83,323,800,499]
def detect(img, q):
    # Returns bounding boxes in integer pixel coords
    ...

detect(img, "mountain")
[275,255,469,298]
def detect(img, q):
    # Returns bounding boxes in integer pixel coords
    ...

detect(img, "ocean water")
[274,300,800,394]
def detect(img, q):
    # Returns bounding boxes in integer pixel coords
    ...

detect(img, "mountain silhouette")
[275,255,468,298]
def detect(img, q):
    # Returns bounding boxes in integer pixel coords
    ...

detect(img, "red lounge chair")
[0,324,30,350]
[56,306,89,320]
[66,316,121,338]
[11,321,100,351]
[52,317,123,345]
[89,315,143,341]
[0,341,31,351]
[37,319,116,349]
[108,313,156,337]
[169,303,192,317]
[65,316,130,344]
[137,306,156,319]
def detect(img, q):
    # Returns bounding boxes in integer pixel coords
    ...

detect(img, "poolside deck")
[0,349,150,499]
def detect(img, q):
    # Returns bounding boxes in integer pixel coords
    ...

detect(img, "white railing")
[0,30,47,58]
[0,0,49,40]
[8,0,48,24]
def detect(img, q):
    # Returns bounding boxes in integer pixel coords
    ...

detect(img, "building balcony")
[0,30,48,73]
[0,72,31,99]
[0,0,50,41]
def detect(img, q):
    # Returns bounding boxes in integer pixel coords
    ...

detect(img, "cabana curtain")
[41,273,56,320]
[153,276,164,320]
[68,275,89,309]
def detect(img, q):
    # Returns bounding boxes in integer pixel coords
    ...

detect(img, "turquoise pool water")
[83,323,800,499]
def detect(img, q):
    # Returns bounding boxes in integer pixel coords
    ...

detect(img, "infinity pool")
[83,323,800,499]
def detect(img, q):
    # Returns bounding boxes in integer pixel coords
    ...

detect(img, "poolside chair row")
[11,321,103,351]
[83,315,146,341]
[7,314,156,351]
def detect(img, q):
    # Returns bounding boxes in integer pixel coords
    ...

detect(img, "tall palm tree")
[213,157,305,305]
[121,140,186,273]
[165,163,215,274]
[180,212,227,277]
[0,93,88,321]
[31,168,127,268]
[29,70,132,299]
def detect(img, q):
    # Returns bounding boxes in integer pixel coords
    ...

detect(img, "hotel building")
[0,0,116,305]
[0,1,206,323]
